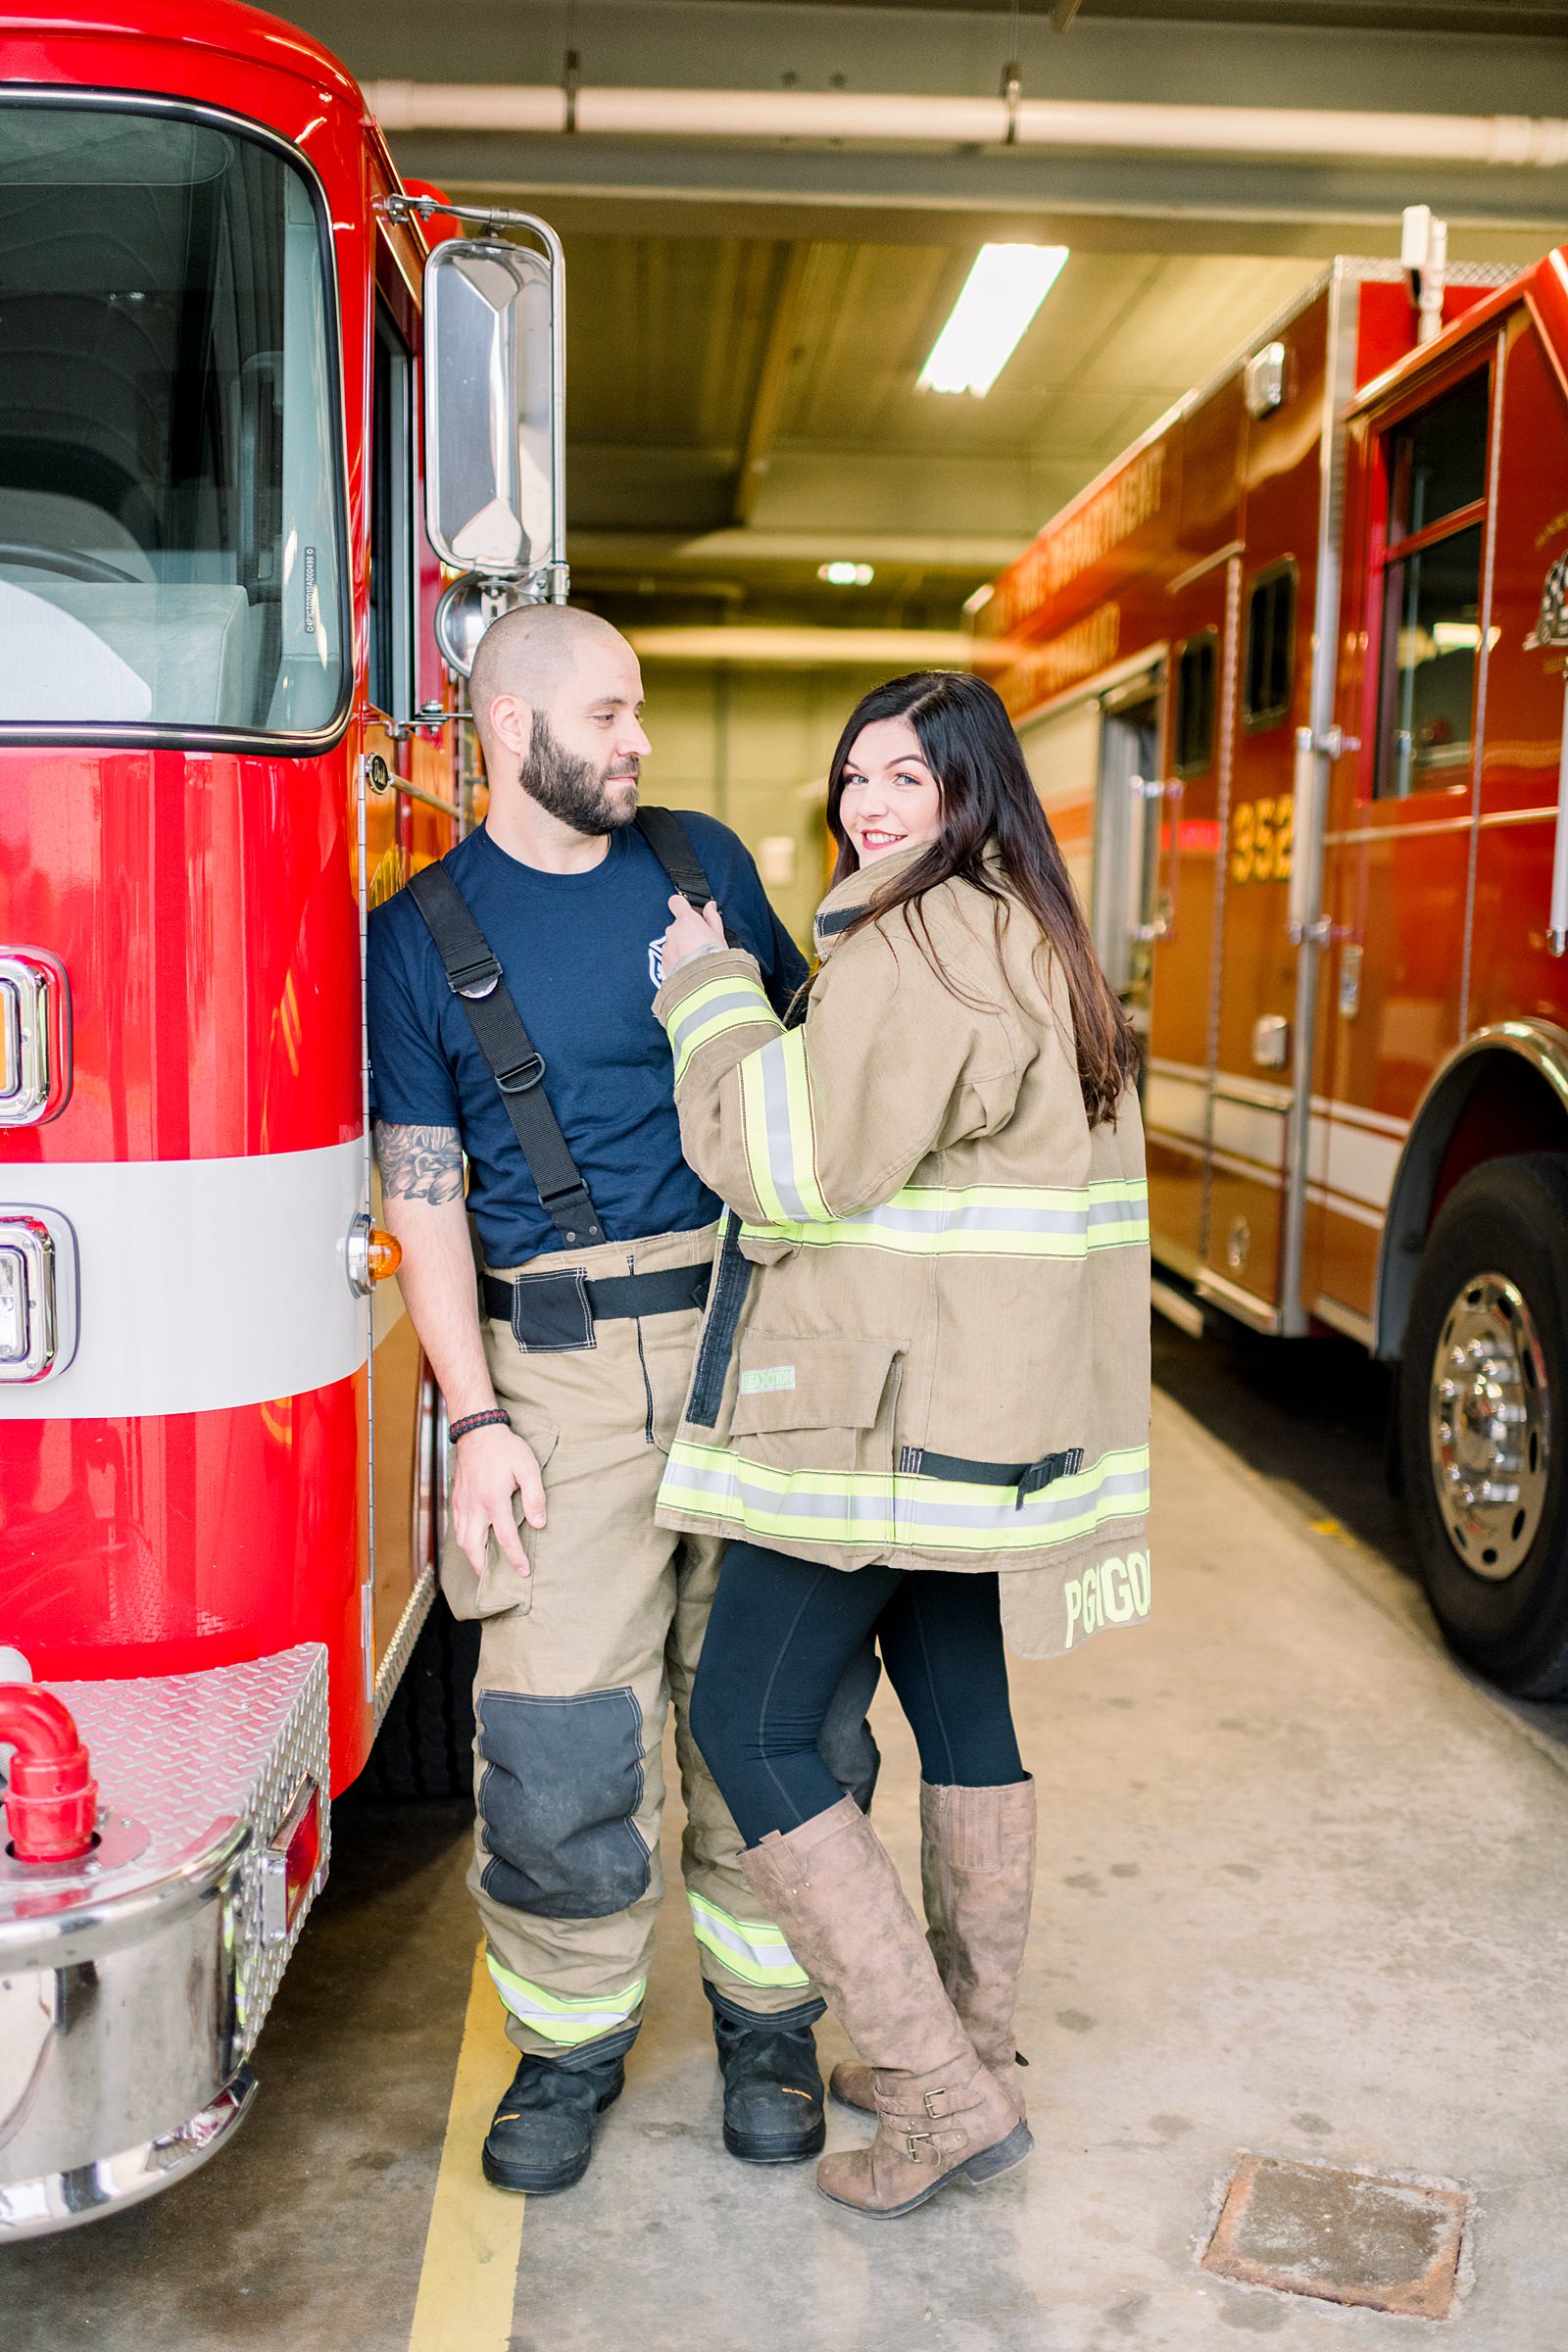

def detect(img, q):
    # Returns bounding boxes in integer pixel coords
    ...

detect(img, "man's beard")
[520,714,639,836]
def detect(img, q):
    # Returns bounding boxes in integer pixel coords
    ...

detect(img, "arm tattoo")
[375,1122,465,1204]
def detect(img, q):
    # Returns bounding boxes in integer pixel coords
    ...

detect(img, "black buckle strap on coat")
[407,862,607,1250]
[482,1261,710,1351]
[898,1444,1086,1509]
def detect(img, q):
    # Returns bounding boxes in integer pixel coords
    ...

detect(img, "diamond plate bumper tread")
[0,1646,329,2236]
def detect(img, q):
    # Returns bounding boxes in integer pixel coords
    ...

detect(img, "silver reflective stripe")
[740,1179,1149,1260]
[667,979,779,1082]
[758,1040,817,1224]
[485,1956,647,2046]
[659,1444,1151,1554]
[687,1893,809,1988]
[827,1201,1084,1237]
[1086,1192,1150,1243]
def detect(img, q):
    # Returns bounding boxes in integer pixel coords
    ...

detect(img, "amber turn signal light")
[367,1227,402,1282]
[346,1213,404,1297]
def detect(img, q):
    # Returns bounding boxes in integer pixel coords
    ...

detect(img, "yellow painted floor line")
[409,1942,525,2352]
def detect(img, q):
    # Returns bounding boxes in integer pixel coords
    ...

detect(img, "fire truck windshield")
[0,102,348,743]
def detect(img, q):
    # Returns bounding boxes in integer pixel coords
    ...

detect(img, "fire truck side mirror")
[422,222,567,619]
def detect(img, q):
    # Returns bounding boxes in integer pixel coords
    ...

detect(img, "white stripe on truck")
[0,1138,368,1419]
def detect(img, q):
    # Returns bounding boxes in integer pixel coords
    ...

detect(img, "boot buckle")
[922,2085,953,2119]
[903,2130,935,2161]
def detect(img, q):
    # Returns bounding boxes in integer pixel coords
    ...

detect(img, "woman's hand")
[662,893,727,977]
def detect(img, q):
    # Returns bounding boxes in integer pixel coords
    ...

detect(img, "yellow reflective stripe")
[739,1179,1150,1260]
[1086,1179,1150,1250]
[740,1030,830,1225]
[687,1892,809,1989]
[485,1956,647,2046]
[739,1051,789,1225]
[779,1033,829,1222]
[659,1442,1151,1555]
[665,971,781,1084]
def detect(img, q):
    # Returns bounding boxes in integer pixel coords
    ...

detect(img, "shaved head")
[467,602,650,846]
[468,604,626,768]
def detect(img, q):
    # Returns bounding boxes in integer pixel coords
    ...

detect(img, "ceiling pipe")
[364,82,1568,170]
[626,625,1010,665]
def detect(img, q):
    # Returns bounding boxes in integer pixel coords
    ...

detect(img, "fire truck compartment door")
[1017,670,1161,1005]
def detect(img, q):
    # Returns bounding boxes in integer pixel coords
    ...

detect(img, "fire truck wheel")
[1400,1153,1568,1698]
[367,1593,479,1800]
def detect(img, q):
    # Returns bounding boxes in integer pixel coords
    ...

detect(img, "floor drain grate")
[1201,2153,1469,2319]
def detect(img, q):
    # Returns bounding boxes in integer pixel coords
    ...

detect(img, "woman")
[653,671,1152,2218]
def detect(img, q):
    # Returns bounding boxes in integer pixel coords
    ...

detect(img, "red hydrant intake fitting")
[0,1685,100,1861]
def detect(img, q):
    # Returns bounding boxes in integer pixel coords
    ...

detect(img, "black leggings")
[690,1540,1024,1849]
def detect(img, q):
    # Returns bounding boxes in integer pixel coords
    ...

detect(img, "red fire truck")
[0,0,565,2233]
[980,235,1568,1701]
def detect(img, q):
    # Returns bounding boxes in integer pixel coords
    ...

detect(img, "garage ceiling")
[561,239,1323,626]
[282,0,1568,630]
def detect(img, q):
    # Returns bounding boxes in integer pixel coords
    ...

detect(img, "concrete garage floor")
[7,1364,1568,2351]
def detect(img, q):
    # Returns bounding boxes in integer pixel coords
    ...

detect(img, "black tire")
[365,1592,479,1800]
[1399,1153,1568,1697]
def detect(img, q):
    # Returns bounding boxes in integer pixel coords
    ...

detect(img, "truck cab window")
[0,103,347,740]
[1174,630,1217,775]
[1243,561,1296,731]
[368,297,415,722]
[1373,368,1491,800]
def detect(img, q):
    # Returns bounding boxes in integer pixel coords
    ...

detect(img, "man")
[368,605,860,2195]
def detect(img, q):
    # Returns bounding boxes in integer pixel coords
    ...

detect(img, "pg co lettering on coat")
[1063,1551,1152,1648]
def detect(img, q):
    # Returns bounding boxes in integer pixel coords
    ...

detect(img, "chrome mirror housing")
[433,574,546,682]
[421,216,566,606]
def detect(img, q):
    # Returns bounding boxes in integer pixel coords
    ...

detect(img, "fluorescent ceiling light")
[918,244,1069,398]
[1431,620,1499,654]
[818,561,875,586]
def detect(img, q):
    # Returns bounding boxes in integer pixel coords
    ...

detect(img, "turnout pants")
[444,1223,834,2062]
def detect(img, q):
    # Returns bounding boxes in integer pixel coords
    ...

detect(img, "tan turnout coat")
[651,850,1152,1661]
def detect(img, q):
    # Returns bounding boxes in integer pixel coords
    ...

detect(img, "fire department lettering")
[1063,1552,1152,1648]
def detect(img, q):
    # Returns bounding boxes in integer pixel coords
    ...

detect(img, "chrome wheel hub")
[1428,1273,1549,1582]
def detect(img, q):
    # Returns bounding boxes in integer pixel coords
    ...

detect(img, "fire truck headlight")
[0,1209,78,1383]
[0,1244,27,1362]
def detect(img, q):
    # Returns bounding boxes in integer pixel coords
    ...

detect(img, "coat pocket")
[439,1420,560,1622]
[730,1330,903,1476]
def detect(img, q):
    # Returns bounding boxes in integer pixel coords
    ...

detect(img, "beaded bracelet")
[448,1407,513,1443]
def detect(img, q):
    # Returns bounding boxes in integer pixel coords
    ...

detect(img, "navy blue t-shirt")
[368,814,807,1266]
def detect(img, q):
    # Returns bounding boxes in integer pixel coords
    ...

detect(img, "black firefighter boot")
[482,2042,628,2193]
[706,1984,827,2164]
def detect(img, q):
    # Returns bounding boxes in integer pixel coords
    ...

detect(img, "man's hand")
[452,1424,548,1577]
[662,893,726,977]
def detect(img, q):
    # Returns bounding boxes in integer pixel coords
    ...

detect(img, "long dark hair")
[823,670,1139,1127]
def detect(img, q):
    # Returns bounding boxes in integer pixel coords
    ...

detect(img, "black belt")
[482,1262,711,1353]
[898,1444,1085,1508]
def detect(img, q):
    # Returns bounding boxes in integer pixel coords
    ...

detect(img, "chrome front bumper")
[0,1645,329,2238]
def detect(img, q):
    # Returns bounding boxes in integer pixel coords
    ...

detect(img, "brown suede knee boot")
[742,1795,1031,2218]
[830,1778,1037,2121]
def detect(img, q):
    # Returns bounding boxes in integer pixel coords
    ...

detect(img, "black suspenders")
[404,809,716,1251]
[631,804,716,916]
